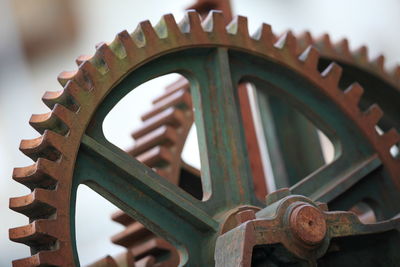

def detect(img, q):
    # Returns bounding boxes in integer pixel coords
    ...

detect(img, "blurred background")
[1,0,399,265]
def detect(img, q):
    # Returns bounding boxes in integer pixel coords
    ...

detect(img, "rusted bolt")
[289,204,326,245]
[235,209,256,224]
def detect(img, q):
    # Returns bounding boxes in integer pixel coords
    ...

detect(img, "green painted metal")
[228,50,400,216]
[68,46,400,265]
[258,92,326,187]
[189,48,259,208]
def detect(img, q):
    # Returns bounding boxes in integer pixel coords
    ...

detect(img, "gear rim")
[9,10,400,266]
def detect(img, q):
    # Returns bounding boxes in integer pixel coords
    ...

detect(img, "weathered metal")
[215,193,400,266]
[8,8,400,267]
[108,1,400,264]
[289,203,327,245]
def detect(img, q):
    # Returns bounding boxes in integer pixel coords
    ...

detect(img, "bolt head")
[289,204,326,245]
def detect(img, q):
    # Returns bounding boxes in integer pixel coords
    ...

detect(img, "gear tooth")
[94,42,107,50]
[76,60,103,91]
[392,65,400,84]
[179,10,203,34]
[57,70,77,87]
[335,38,351,57]
[202,10,225,33]
[112,251,136,267]
[12,254,41,267]
[163,77,189,94]
[52,102,76,125]
[19,130,64,161]
[20,136,45,161]
[226,15,249,37]
[111,222,152,247]
[63,79,86,106]
[141,89,192,120]
[382,128,400,149]
[132,20,159,47]
[42,90,63,109]
[10,189,56,219]
[315,33,334,53]
[251,23,274,46]
[13,158,59,190]
[9,220,57,248]
[29,112,52,134]
[136,255,156,267]
[29,105,72,135]
[135,146,174,168]
[297,31,313,51]
[12,250,65,267]
[87,255,118,267]
[353,45,369,63]
[372,54,385,72]
[109,36,128,60]
[132,107,185,139]
[92,42,120,74]
[298,46,320,69]
[130,238,175,265]
[392,65,400,77]
[154,13,181,39]
[321,62,343,87]
[128,126,178,156]
[111,210,135,226]
[344,82,364,105]
[115,30,137,58]
[75,55,92,66]
[274,31,297,54]
[364,104,384,126]
[42,89,80,112]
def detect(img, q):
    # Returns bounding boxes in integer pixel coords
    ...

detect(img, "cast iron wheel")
[9,11,400,266]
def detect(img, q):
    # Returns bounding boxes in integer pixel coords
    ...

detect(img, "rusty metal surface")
[295,32,400,133]
[215,193,400,266]
[8,8,400,266]
[100,1,400,265]
[109,79,192,266]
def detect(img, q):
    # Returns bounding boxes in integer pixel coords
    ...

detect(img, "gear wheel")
[108,30,400,265]
[296,32,400,132]
[9,10,400,266]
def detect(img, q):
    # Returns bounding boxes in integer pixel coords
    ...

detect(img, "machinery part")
[248,30,400,188]
[9,10,400,266]
[107,80,266,266]
[108,30,400,265]
[296,32,400,133]
[108,0,400,264]
[215,192,400,266]
[107,0,400,263]
[109,78,194,266]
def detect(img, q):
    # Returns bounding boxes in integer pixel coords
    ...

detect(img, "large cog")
[9,10,400,266]
[107,17,400,267]
[296,31,400,132]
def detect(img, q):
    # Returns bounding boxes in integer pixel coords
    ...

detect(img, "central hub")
[289,203,327,245]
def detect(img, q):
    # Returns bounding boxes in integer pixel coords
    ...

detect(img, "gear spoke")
[76,134,218,244]
[190,47,258,207]
[10,10,400,265]
[291,154,381,203]
[256,91,326,188]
